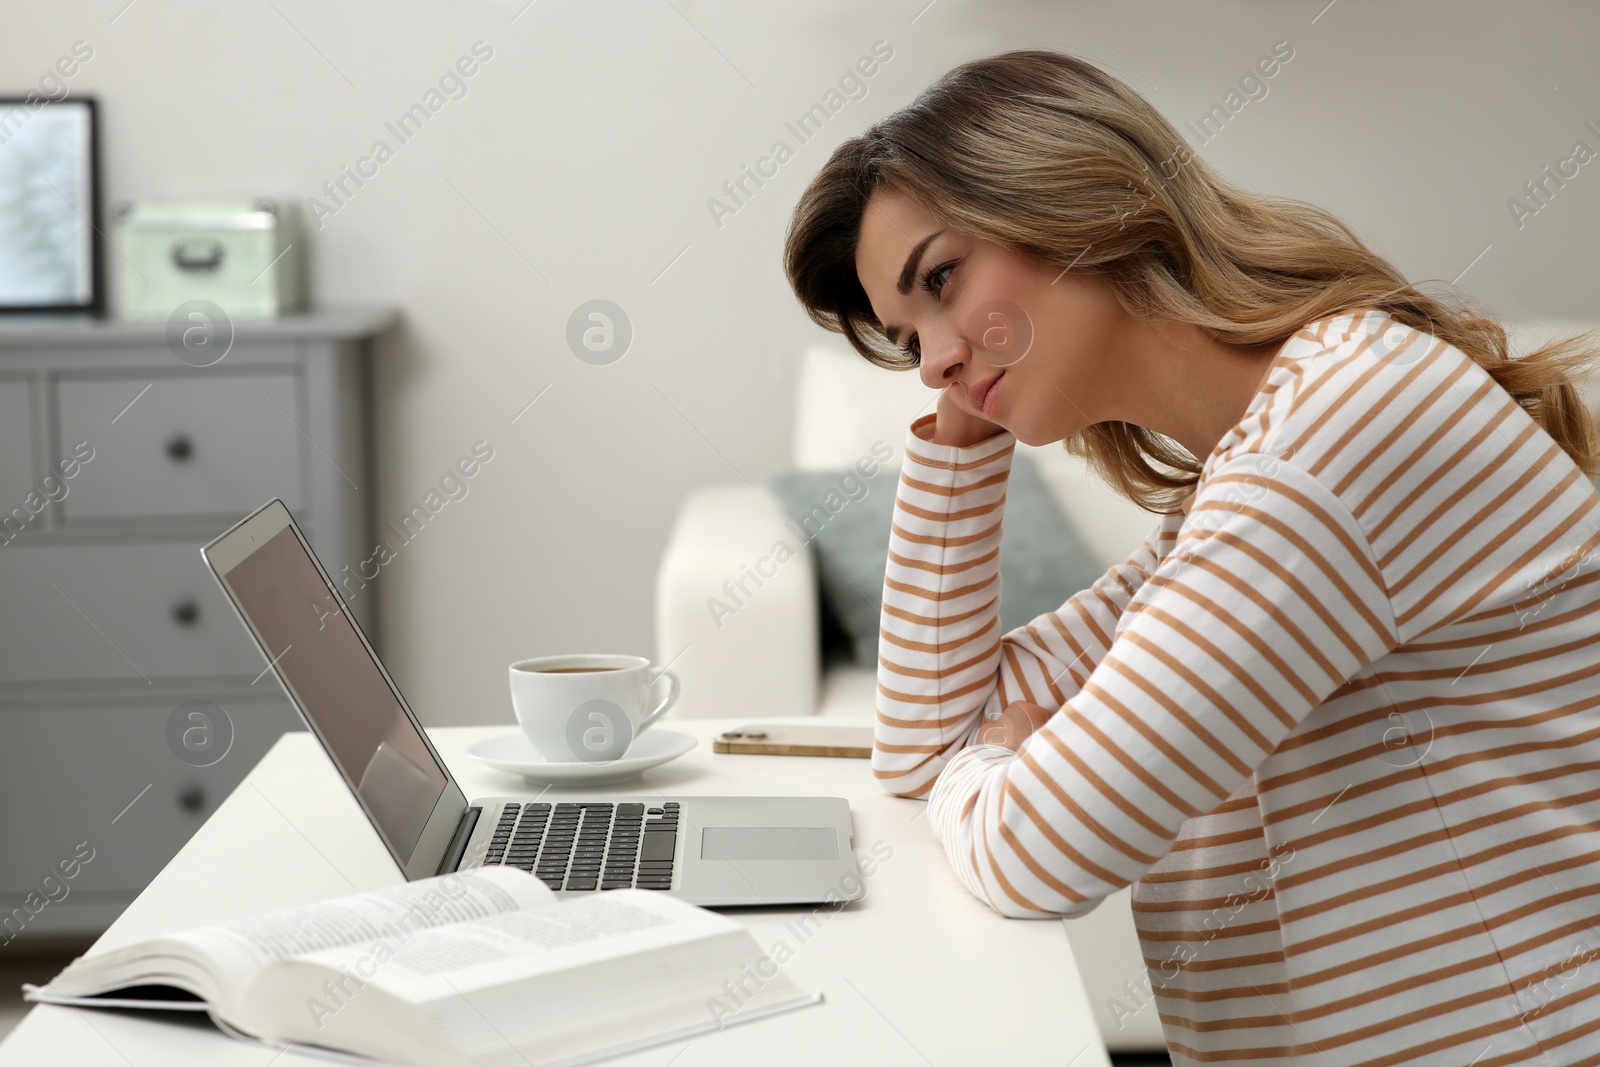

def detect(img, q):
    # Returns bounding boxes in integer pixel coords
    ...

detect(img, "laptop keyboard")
[480,801,679,892]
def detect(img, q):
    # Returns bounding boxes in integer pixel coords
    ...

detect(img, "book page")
[247,892,813,1067]
[43,867,551,1012]
[275,888,738,1005]
[193,867,551,975]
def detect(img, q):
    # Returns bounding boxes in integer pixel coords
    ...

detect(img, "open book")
[24,867,821,1067]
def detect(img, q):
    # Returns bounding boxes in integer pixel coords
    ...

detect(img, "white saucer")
[465,729,697,787]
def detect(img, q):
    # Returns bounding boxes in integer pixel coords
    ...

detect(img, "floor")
[0,945,87,1044]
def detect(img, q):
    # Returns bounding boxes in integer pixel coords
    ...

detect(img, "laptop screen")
[217,524,448,860]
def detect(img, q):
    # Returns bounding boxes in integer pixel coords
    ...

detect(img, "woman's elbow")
[981,892,1102,921]
[959,861,1111,920]
[874,772,933,800]
[869,753,942,799]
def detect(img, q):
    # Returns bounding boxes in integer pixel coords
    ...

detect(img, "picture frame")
[0,95,101,315]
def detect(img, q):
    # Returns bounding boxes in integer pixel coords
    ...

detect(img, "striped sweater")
[873,307,1600,1065]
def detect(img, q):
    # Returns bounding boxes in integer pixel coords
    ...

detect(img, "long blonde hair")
[783,48,1600,514]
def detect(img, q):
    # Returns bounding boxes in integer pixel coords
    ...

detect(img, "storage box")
[115,199,305,321]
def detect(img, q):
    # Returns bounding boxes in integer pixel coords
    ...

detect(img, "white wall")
[5,0,1596,727]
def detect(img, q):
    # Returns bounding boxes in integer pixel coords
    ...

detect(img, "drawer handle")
[178,785,206,814]
[171,599,200,627]
[171,239,224,272]
[165,434,194,462]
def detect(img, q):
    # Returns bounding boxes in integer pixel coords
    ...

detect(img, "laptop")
[201,499,866,908]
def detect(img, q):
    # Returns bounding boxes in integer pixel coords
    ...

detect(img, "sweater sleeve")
[885,422,1401,919]
[873,413,1185,801]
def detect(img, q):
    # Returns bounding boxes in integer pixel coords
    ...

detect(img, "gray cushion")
[766,452,1106,670]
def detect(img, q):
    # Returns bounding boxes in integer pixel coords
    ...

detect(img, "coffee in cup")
[508,654,680,764]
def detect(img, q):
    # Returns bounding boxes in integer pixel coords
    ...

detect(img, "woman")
[783,49,1600,1065]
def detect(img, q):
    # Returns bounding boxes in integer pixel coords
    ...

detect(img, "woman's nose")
[918,326,970,391]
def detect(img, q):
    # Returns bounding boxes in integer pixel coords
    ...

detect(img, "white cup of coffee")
[509,654,680,764]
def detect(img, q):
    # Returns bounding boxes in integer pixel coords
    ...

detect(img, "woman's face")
[853,188,1133,446]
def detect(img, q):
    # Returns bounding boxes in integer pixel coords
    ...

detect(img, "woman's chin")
[1005,420,1044,447]
[1012,421,1072,448]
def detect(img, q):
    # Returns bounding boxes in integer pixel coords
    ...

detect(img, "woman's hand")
[976,700,1057,752]
[917,383,1008,448]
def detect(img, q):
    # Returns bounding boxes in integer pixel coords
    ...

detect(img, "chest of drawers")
[0,306,395,942]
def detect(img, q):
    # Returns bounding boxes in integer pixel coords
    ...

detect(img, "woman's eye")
[920,261,955,296]
[895,260,956,365]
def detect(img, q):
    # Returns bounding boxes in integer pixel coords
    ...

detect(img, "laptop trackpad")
[700,826,837,861]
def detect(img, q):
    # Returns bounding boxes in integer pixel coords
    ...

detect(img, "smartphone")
[710,723,873,758]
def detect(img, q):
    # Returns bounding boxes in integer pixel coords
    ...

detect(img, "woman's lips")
[971,373,1004,418]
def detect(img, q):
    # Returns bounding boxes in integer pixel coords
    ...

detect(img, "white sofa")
[654,321,1600,1052]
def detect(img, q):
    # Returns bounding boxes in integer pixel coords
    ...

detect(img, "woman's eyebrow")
[897,230,942,295]
[883,229,942,346]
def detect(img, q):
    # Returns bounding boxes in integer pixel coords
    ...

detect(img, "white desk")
[0,716,1111,1067]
